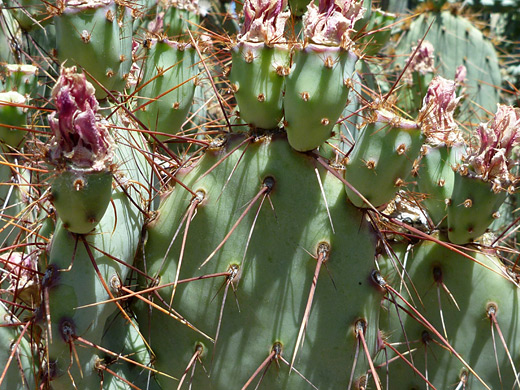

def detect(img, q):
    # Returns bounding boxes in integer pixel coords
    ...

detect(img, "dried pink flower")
[419,76,463,146]
[466,104,520,190]
[404,40,435,83]
[303,0,365,48]
[240,0,289,43]
[49,66,113,170]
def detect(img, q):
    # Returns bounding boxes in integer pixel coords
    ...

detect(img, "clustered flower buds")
[240,0,290,43]
[48,66,113,170]
[304,0,365,48]
[419,76,463,146]
[465,104,520,191]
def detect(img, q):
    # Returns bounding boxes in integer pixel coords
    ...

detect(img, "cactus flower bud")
[240,0,290,43]
[419,76,463,146]
[455,64,466,85]
[303,0,365,48]
[465,104,520,190]
[48,66,113,171]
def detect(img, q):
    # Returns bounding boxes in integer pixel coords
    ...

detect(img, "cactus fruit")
[447,104,520,244]
[345,108,423,208]
[1,0,520,389]
[47,67,114,234]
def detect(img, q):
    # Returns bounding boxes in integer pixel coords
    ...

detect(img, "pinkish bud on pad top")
[240,0,290,43]
[48,66,113,171]
[419,76,463,146]
[465,104,520,191]
[304,0,366,48]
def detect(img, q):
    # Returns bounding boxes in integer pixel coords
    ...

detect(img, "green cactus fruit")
[447,104,519,244]
[54,0,133,99]
[136,133,383,389]
[135,39,197,140]
[0,91,27,148]
[378,239,520,389]
[415,75,466,228]
[47,67,115,234]
[285,45,358,151]
[345,109,423,208]
[447,173,508,244]
[50,169,113,234]
[230,42,290,129]
[417,144,465,228]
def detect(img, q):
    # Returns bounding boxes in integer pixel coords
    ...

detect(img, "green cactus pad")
[378,239,520,389]
[284,44,358,152]
[447,173,508,244]
[136,39,197,139]
[230,42,290,129]
[345,109,423,208]
[136,133,382,389]
[50,169,113,234]
[416,143,466,228]
[54,1,133,99]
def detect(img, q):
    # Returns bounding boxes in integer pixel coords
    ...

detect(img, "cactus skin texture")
[378,239,520,389]
[1,0,520,389]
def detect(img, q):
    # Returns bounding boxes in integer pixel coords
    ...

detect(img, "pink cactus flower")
[466,104,520,190]
[48,66,113,170]
[304,0,365,48]
[240,0,289,43]
[403,40,435,83]
[419,76,463,146]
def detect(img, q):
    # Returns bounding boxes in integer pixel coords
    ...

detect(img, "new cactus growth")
[1,0,520,389]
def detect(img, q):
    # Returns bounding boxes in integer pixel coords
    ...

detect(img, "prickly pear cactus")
[0,0,519,389]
